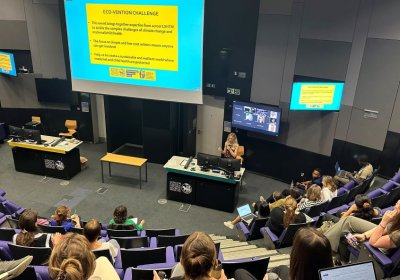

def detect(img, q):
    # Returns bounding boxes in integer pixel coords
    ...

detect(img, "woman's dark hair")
[290,227,333,280]
[17,209,39,246]
[83,219,101,243]
[113,205,128,224]
[353,195,375,221]
[180,232,216,279]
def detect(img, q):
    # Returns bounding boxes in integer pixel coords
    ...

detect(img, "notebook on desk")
[237,204,256,225]
[319,261,376,280]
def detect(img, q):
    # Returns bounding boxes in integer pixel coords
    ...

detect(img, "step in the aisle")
[221,245,258,253]
[222,248,270,261]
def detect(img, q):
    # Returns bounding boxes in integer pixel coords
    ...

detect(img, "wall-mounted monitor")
[0,51,17,76]
[290,82,344,111]
[232,100,281,137]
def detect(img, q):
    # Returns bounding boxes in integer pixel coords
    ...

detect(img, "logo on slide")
[181,183,192,194]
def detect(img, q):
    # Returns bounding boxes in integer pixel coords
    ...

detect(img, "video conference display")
[232,101,281,136]
[0,51,17,76]
[290,82,344,111]
[63,0,204,104]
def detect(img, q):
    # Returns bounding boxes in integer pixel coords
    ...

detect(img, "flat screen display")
[232,101,281,136]
[0,51,17,76]
[290,82,344,111]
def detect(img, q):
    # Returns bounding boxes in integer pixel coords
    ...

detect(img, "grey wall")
[251,0,400,155]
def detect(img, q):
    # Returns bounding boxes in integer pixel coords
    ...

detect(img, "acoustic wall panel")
[334,105,352,141]
[0,21,30,50]
[301,0,359,42]
[0,0,26,20]
[388,85,400,134]
[368,0,400,40]
[259,0,293,15]
[251,15,290,106]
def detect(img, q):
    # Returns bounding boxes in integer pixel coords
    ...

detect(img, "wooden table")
[100,153,148,189]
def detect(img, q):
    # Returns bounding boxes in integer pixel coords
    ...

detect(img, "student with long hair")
[218,133,239,159]
[265,197,306,236]
[48,233,119,280]
[107,205,145,230]
[235,228,333,280]
[49,205,81,232]
[321,176,337,202]
[340,194,379,221]
[297,184,324,212]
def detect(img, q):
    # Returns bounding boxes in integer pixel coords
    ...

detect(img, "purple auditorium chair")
[107,229,138,238]
[113,236,149,249]
[324,193,348,212]
[222,256,270,280]
[344,184,366,204]
[120,246,176,270]
[304,201,329,224]
[38,224,66,234]
[343,180,357,191]
[123,267,173,280]
[0,212,8,226]
[0,228,16,241]
[6,216,19,229]
[327,204,349,215]
[361,242,400,278]
[8,244,51,265]
[0,188,6,197]
[391,172,400,183]
[10,266,43,280]
[152,234,190,248]
[1,200,25,216]
[260,222,311,249]
[236,218,268,241]
[141,228,179,238]
[380,185,400,209]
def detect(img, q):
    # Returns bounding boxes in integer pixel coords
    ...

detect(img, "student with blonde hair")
[321,176,337,202]
[218,133,239,159]
[297,184,324,212]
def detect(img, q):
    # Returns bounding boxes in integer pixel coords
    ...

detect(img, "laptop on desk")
[237,204,257,225]
[335,162,347,178]
[319,261,376,280]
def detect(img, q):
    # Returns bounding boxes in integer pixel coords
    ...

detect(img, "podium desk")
[8,135,82,180]
[164,156,245,212]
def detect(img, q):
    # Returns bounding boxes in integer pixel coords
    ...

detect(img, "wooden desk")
[8,135,82,154]
[100,153,148,189]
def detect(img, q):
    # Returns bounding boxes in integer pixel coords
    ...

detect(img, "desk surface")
[164,156,245,184]
[100,153,147,167]
[8,135,82,154]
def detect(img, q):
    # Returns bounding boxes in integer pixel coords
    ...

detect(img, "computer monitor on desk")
[8,125,23,140]
[196,153,220,170]
[22,128,42,144]
[219,158,241,177]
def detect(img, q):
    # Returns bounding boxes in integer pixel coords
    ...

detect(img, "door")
[196,95,225,155]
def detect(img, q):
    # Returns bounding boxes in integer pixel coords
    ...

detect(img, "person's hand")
[153,270,161,280]
[52,232,64,246]
[140,219,145,226]
[71,214,80,222]
[218,147,223,152]
[382,210,398,227]
[263,273,269,280]
[353,233,367,242]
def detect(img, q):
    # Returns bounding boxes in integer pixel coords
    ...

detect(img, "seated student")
[48,233,120,280]
[324,200,400,263]
[107,205,145,230]
[224,189,302,229]
[49,205,81,232]
[217,132,239,159]
[321,176,338,202]
[334,154,373,186]
[13,209,55,247]
[235,227,333,280]
[296,168,323,189]
[83,219,119,263]
[265,197,306,237]
[297,184,325,212]
[157,232,228,280]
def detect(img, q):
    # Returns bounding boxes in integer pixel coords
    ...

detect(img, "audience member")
[334,155,373,186]
[218,132,239,159]
[297,184,324,212]
[83,219,119,262]
[13,209,54,247]
[107,205,145,230]
[224,202,269,229]
[265,197,306,236]
[235,227,333,280]
[321,176,337,202]
[48,233,119,280]
[159,232,227,280]
[49,206,81,232]
[296,168,323,189]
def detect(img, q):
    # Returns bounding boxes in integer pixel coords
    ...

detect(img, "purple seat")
[34,265,124,280]
[391,172,400,183]
[382,181,398,192]
[120,246,175,269]
[343,180,357,191]
[236,218,268,241]
[260,222,310,248]
[0,188,6,197]
[0,240,13,260]
[327,204,349,215]
[141,228,180,237]
[221,256,270,280]
[364,242,400,277]
[324,194,347,212]
[1,200,25,216]
[123,267,173,280]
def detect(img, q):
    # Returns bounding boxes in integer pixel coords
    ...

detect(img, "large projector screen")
[63,0,204,104]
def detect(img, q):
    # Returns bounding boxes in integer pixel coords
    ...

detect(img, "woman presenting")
[218,133,239,159]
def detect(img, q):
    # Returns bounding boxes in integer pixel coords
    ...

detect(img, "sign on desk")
[169,180,193,195]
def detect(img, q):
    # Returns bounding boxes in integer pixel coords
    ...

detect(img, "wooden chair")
[59,120,78,138]
[236,146,244,163]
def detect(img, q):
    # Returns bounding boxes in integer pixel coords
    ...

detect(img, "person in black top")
[266,196,306,237]
[296,168,323,189]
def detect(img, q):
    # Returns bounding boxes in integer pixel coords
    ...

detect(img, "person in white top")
[321,176,338,202]
[48,233,119,280]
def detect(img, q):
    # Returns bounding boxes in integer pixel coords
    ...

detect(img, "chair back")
[65,120,77,130]
[6,216,20,229]
[70,227,84,234]
[382,181,397,192]
[38,224,66,234]
[145,228,176,237]
[107,228,138,237]
[93,248,113,263]
[12,266,39,280]
[0,228,16,241]
[237,146,244,157]
[121,247,167,269]
[325,194,347,211]
[306,201,329,217]
[176,242,220,262]
[382,187,400,208]
[278,222,310,248]
[343,180,357,191]
[32,116,41,123]
[249,218,268,240]
[344,184,365,204]
[130,268,173,280]
[157,234,190,247]
[8,243,51,265]
[114,236,149,249]
[371,193,388,208]
[222,257,270,280]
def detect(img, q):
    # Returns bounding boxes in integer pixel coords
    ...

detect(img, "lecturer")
[218,133,239,159]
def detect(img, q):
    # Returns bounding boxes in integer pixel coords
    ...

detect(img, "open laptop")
[335,162,347,177]
[237,204,257,225]
[319,261,377,280]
